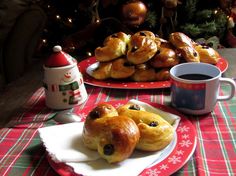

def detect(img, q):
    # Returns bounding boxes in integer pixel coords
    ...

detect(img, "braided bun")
[156,68,170,81]
[110,58,135,79]
[150,40,179,68]
[132,30,156,40]
[194,44,220,64]
[83,103,118,150]
[169,32,200,62]
[117,103,174,151]
[95,32,130,62]
[82,103,140,163]
[131,64,156,82]
[127,31,158,65]
[169,32,195,48]
[91,62,112,80]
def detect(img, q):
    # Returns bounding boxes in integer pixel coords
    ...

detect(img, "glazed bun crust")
[195,44,220,64]
[150,42,179,68]
[127,31,158,65]
[169,32,200,62]
[169,32,194,48]
[117,103,174,151]
[131,64,156,82]
[110,58,135,79]
[91,62,112,80]
[95,32,130,62]
[83,103,118,150]
[177,46,200,62]
[155,68,170,81]
[97,115,140,163]
[132,30,156,40]
[82,103,140,163]
[92,31,220,82]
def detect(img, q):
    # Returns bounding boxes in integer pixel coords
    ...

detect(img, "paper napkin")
[38,100,180,176]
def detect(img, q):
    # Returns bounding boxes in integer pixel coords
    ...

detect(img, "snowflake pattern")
[182,134,189,139]
[179,139,192,147]
[168,155,181,164]
[159,164,169,170]
[176,150,184,155]
[145,168,161,176]
[177,125,190,133]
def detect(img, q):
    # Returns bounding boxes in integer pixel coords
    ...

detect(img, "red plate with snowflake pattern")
[78,56,228,89]
[47,100,197,176]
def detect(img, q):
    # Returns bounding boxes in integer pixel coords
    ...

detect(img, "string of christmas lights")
[37,0,236,57]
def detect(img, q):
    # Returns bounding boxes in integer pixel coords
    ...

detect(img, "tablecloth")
[0,83,236,176]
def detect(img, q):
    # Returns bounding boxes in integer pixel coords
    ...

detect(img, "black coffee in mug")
[178,74,213,80]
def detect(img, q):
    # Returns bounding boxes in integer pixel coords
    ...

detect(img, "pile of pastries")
[91,31,221,82]
[82,102,174,163]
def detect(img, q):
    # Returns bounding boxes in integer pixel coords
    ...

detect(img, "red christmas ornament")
[121,1,148,27]
[45,45,77,67]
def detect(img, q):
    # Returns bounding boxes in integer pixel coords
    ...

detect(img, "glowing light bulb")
[56,15,61,20]
[68,18,72,23]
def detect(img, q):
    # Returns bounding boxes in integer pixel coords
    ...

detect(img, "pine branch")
[183,0,199,21]
[180,23,202,37]
[145,11,158,28]
[195,9,213,23]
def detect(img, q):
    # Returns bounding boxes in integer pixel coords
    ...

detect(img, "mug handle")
[217,78,236,101]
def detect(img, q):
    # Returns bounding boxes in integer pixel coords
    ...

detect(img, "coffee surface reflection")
[178,74,213,80]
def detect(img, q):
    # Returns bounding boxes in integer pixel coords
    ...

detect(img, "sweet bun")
[131,64,156,82]
[82,103,140,163]
[83,103,119,150]
[177,46,200,62]
[150,41,179,68]
[110,58,135,79]
[169,32,200,62]
[91,62,112,80]
[95,32,130,62]
[194,44,220,64]
[127,31,158,64]
[169,32,195,48]
[132,30,156,40]
[156,68,170,81]
[97,115,140,163]
[117,103,174,151]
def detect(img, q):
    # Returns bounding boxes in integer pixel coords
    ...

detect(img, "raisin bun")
[117,103,174,151]
[82,103,140,163]
[155,68,170,81]
[150,39,179,68]
[131,63,156,82]
[110,58,135,79]
[82,103,119,150]
[91,62,112,80]
[169,32,200,62]
[95,32,130,62]
[194,44,220,64]
[127,31,159,65]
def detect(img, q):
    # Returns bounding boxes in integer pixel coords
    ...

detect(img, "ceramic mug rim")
[170,62,221,83]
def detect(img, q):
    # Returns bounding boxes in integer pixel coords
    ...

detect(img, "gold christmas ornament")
[121,1,148,27]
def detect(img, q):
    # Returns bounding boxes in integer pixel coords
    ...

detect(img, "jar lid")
[44,45,77,67]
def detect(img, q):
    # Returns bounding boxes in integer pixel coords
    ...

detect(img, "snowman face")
[61,71,76,83]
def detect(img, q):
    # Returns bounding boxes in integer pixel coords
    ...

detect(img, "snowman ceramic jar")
[43,45,87,109]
